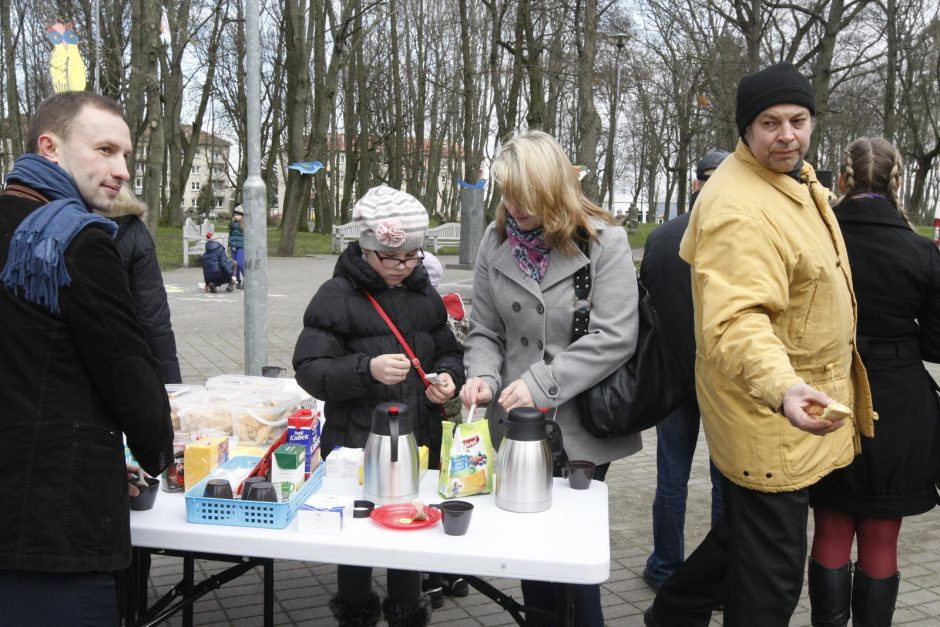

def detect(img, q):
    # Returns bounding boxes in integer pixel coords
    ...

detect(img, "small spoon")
[134,469,149,490]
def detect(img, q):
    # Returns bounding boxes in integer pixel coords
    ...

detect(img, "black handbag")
[571,238,694,437]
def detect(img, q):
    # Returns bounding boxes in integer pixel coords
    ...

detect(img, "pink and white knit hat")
[354,185,429,252]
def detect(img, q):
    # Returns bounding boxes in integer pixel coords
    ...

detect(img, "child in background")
[201,232,235,293]
[229,205,245,288]
[293,185,464,626]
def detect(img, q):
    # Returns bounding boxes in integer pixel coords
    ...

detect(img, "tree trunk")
[806,0,844,164]
[1,0,23,159]
[574,0,601,203]
[386,0,404,190]
[277,0,314,256]
[141,0,163,232]
[458,0,477,183]
[882,0,898,140]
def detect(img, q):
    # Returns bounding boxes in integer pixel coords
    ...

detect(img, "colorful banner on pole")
[47,23,87,93]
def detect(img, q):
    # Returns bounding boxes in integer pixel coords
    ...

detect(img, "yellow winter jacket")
[679,140,876,492]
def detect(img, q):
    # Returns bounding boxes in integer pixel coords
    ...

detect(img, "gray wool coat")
[464,220,642,464]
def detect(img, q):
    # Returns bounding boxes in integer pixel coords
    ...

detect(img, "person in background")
[229,205,245,288]
[640,150,728,592]
[418,248,470,606]
[202,231,235,293]
[96,185,182,383]
[293,185,464,627]
[806,137,940,627]
[0,92,173,625]
[460,130,641,626]
[644,62,876,627]
[421,250,444,288]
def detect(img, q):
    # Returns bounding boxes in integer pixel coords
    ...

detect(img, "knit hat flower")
[375,219,406,247]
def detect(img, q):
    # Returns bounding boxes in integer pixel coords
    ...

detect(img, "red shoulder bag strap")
[363,290,433,389]
[364,290,448,418]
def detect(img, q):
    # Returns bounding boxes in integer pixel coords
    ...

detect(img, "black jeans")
[522,462,610,627]
[649,476,809,627]
[0,570,119,627]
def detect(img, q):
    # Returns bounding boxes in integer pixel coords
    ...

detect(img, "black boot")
[851,564,899,627]
[808,559,851,627]
[329,591,381,627]
[382,594,432,627]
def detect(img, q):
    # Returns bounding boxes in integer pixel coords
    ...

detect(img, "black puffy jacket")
[202,239,233,285]
[106,196,181,383]
[292,243,464,463]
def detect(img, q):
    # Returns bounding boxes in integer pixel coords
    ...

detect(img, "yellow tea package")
[438,419,494,498]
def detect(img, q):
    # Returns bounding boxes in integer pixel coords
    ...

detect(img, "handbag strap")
[572,236,592,342]
[363,289,434,389]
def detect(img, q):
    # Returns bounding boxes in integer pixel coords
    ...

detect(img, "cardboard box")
[296,504,345,534]
[304,494,355,518]
[184,435,229,492]
[272,444,305,502]
[287,409,321,477]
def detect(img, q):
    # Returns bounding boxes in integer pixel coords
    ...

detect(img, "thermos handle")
[545,420,568,471]
[389,413,399,463]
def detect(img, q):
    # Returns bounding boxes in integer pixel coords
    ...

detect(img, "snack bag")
[438,419,494,498]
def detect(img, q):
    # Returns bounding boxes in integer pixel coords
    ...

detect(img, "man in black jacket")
[0,92,173,625]
[640,150,729,592]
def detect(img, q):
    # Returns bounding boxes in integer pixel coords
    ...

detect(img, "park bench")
[332,221,359,253]
[425,222,461,253]
[182,217,228,267]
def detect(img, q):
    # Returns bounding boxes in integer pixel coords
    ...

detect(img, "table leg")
[183,554,194,627]
[135,550,149,620]
[555,584,574,627]
[263,559,274,627]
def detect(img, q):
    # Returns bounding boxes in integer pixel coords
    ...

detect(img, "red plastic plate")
[370,504,442,530]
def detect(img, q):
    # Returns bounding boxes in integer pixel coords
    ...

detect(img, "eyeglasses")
[372,250,425,269]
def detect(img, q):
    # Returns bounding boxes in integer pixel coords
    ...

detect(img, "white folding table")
[128,471,610,626]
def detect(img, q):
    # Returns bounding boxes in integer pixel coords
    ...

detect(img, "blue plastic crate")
[185,456,324,529]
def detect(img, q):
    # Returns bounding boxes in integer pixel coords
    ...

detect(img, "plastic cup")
[204,478,234,499]
[246,481,278,502]
[440,500,474,536]
[241,476,267,500]
[565,460,596,490]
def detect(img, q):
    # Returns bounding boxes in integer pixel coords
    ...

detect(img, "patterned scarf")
[1,154,117,314]
[506,214,551,282]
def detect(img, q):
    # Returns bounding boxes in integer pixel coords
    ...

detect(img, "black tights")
[336,564,422,605]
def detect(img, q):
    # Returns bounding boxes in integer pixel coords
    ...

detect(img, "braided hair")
[836,137,911,226]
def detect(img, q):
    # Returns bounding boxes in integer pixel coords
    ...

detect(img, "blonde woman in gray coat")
[460,130,640,626]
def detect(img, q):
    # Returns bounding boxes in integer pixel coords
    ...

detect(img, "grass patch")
[626,223,657,250]
[154,222,936,272]
[154,226,333,272]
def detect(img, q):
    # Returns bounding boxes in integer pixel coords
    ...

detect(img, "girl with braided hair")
[808,137,940,627]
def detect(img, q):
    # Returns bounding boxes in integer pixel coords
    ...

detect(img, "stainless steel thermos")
[495,407,563,513]
[363,402,420,505]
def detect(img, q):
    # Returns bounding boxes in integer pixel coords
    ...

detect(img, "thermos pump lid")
[370,401,413,436]
[503,407,549,441]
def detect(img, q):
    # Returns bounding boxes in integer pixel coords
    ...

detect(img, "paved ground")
[148,254,940,626]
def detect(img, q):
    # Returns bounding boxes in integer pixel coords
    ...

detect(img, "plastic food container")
[185,456,324,529]
[166,384,204,431]
[176,389,245,436]
[231,391,303,445]
[206,375,285,393]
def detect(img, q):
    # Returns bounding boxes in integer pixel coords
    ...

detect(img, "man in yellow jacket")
[645,62,876,627]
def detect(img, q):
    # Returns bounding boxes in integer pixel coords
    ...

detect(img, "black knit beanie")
[736,62,816,137]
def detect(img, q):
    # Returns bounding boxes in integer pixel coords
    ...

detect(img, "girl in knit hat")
[293,185,464,626]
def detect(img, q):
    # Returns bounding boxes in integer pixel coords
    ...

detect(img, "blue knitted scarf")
[1,154,117,314]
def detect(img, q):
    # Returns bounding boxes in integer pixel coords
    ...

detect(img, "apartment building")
[134,126,237,218]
